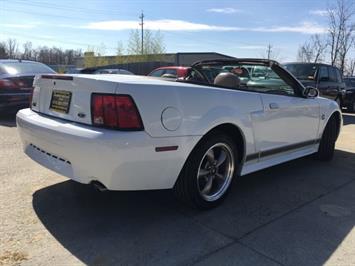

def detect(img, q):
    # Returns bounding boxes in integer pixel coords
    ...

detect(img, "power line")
[7,0,139,15]
[1,7,130,21]
[1,30,118,51]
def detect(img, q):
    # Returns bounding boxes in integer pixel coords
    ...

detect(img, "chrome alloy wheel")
[197,143,235,202]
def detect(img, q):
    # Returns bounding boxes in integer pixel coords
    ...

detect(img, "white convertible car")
[17,59,341,209]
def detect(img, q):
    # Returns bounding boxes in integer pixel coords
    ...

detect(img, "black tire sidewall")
[317,116,337,161]
[348,99,355,112]
[177,132,239,209]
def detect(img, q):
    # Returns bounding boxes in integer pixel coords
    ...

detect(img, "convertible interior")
[179,59,302,97]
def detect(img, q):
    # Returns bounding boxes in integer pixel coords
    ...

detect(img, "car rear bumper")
[16,108,200,190]
[342,93,355,106]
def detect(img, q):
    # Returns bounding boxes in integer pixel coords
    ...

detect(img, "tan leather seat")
[214,72,241,89]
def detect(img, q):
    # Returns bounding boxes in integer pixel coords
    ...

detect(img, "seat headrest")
[232,67,250,78]
[214,72,241,89]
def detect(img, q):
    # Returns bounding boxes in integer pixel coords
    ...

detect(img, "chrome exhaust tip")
[91,181,108,192]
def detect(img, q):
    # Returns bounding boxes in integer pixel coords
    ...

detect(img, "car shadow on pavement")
[342,113,355,125]
[32,149,355,266]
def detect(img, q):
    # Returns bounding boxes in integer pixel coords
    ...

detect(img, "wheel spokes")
[201,176,213,195]
[216,150,227,167]
[215,173,224,181]
[196,143,235,201]
[206,149,215,162]
[198,168,209,177]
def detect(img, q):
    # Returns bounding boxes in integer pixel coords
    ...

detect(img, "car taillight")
[0,79,18,89]
[0,78,33,90]
[91,94,143,130]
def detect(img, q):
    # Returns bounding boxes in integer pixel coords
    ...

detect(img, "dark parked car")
[93,68,134,75]
[342,77,355,112]
[0,60,55,112]
[284,63,345,106]
[65,67,84,74]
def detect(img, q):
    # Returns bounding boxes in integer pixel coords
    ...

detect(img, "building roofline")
[192,58,279,67]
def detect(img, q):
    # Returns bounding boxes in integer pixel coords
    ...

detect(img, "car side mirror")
[303,86,319,98]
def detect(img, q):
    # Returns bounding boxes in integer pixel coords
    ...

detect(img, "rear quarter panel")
[116,81,264,157]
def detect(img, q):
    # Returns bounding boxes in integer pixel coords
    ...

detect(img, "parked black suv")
[342,77,355,112]
[284,63,345,106]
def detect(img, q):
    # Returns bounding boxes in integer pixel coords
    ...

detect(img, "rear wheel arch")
[175,123,246,187]
[183,123,246,170]
[202,123,245,164]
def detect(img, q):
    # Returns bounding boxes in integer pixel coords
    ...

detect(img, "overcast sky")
[0,0,347,62]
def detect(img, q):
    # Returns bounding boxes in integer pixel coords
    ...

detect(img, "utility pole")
[139,11,144,55]
[266,44,272,60]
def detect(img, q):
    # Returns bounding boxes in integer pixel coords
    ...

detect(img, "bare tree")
[345,58,355,76]
[261,44,281,61]
[34,45,81,65]
[22,41,33,60]
[0,42,8,59]
[297,42,314,62]
[6,38,19,58]
[327,0,355,72]
[297,34,327,63]
[312,35,327,63]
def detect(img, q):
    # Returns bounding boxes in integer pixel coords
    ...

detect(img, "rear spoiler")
[41,75,73,81]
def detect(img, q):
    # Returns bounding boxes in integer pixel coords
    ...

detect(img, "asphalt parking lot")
[0,111,355,266]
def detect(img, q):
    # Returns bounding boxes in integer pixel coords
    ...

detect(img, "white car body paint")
[17,74,341,190]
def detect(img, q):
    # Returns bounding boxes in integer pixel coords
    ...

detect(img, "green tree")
[127,29,165,61]
[127,30,142,56]
[116,41,124,55]
[115,41,125,64]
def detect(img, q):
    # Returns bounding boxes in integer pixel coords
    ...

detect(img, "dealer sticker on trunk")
[50,90,72,114]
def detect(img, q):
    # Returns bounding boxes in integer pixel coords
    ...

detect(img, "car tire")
[173,132,238,209]
[348,100,355,113]
[316,115,337,161]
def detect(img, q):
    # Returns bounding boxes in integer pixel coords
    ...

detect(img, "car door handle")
[269,103,279,109]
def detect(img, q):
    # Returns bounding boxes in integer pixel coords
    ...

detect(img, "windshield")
[0,62,55,75]
[284,63,317,80]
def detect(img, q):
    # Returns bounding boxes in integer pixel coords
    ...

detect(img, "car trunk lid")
[0,75,34,93]
[33,74,118,125]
